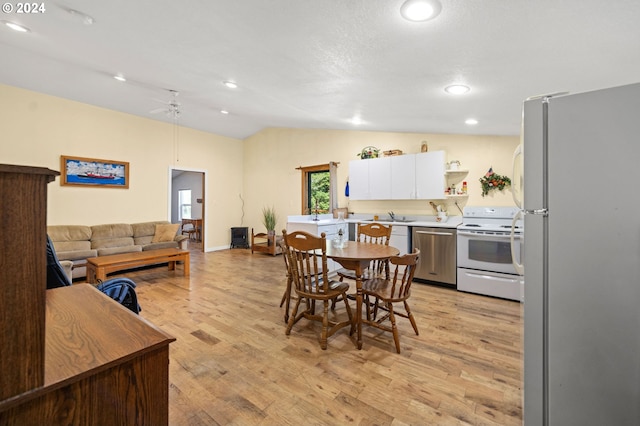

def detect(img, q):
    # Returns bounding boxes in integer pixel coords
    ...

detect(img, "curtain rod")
[295,161,340,170]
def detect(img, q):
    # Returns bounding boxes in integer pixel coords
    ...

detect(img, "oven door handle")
[462,271,522,283]
[457,230,521,239]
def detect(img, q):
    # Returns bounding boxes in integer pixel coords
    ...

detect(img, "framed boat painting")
[60,155,129,188]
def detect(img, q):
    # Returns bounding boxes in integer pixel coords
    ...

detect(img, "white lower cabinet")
[389,225,409,256]
[286,222,339,274]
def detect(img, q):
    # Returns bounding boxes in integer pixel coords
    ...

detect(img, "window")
[299,162,338,215]
[308,169,330,213]
[178,189,192,220]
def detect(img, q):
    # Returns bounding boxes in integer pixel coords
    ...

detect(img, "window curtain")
[329,161,338,211]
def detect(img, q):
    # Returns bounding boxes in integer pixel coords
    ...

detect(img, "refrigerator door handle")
[512,144,523,208]
[524,208,548,216]
[511,210,524,275]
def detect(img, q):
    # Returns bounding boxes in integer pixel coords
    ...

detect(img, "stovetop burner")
[459,206,523,233]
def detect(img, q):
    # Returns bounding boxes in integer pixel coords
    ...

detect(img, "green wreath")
[479,168,511,197]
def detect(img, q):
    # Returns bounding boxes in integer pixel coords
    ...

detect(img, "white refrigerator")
[516,82,640,425]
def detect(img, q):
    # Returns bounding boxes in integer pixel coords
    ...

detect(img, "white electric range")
[456,206,523,302]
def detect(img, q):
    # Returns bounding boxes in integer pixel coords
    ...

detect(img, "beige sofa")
[48,221,189,279]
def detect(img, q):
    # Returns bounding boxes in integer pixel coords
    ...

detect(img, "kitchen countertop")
[287,214,462,229]
[350,217,462,228]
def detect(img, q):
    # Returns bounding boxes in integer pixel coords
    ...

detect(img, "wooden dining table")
[325,241,400,350]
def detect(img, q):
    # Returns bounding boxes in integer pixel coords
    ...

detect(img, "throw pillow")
[152,223,180,243]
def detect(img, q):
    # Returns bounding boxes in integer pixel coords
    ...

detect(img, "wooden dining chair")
[337,222,393,282]
[181,222,197,240]
[282,230,354,350]
[361,249,420,353]
[331,222,393,310]
[279,238,295,324]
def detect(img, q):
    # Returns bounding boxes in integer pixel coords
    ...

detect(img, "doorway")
[169,168,205,252]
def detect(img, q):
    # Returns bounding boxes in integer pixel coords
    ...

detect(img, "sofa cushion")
[91,224,135,251]
[48,225,94,261]
[92,236,136,250]
[143,241,179,251]
[132,221,169,237]
[152,223,180,243]
[57,249,98,261]
[91,223,133,239]
[97,245,142,256]
[48,225,92,242]
[53,240,91,253]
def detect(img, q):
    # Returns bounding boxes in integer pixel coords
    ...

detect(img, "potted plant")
[262,206,278,237]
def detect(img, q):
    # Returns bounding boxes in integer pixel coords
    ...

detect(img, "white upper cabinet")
[415,151,445,199]
[349,151,445,200]
[390,154,416,199]
[348,158,391,200]
[348,159,369,200]
[368,157,391,199]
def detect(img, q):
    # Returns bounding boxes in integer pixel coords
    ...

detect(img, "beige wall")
[2,83,519,249]
[243,128,519,231]
[0,84,243,250]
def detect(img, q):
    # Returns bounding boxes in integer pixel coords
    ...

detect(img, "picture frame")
[60,155,129,188]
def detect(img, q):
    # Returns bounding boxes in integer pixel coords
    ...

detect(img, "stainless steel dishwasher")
[412,226,457,286]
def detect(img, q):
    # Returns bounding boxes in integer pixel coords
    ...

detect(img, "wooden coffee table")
[86,248,190,283]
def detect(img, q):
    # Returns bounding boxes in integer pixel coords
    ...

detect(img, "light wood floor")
[116,247,523,425]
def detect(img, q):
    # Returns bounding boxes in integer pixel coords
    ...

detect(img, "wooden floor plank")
[105,247,523,425]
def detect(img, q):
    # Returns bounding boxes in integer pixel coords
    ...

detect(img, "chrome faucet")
[388,211,396,221]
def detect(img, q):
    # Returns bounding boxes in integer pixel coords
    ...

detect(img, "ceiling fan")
[150,90,181,119]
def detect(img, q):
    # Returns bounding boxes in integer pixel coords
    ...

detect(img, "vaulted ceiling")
[1,0,639,139]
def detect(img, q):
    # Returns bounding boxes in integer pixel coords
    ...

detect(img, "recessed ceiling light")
[222,81,238,89]
[465,118,478,125]
[351,117,363,125]
[445,84,471,95]
[400,0,442,22]
[113,74,126,82]
[2,21,30,32]
[220,110,229,115]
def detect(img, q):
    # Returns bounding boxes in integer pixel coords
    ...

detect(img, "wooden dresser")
[0,164,175,425]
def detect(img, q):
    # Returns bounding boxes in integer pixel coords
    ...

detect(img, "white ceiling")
[1,0,639,140]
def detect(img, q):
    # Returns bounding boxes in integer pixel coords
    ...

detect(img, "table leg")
[86,263,96,284]
[355,267,364,350]
[183,253,190,276]
[96,267,106,283]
